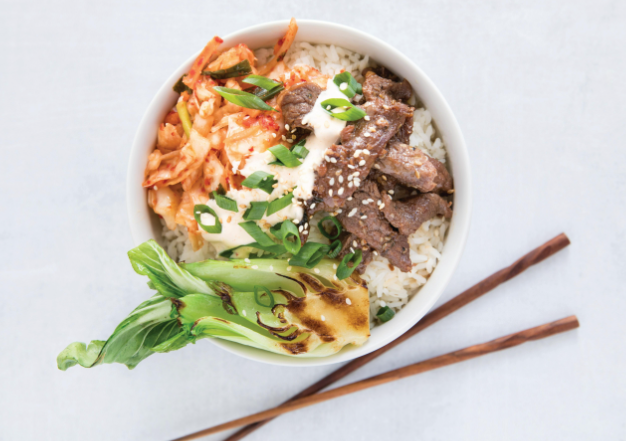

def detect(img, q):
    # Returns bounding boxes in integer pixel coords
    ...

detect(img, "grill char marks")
[313,99,413,211]
[279,82,322,131]
[381,192,452,236]
[336,181,412,272]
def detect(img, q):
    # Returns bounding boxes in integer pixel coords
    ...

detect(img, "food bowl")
[126,19,472,366]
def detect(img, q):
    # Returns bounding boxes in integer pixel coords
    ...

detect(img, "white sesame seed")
[361,215,367,219]
[291,129,296,133]
[352,240,358,247]
[337,209,342,213]
[353,171,360,176]
[271,133,277,138]
[388,190,394,195]
[329,189,333,196]
[310,203,316,209]
[270,265,273,270]
[346,298,352,305]
[303,230,308,235]
[314,268,320,274]
[333,274,338,280]
[348,175,353,181]
[359,160,366,166]
[329,177,335,186]
[354,150,361,157]
[325,155,330,162]
[338,187,344,195]
[285,124,290,131]
[330,157,337,163]
[305,222,309,229]
[350,247,355,253]
[373,163,381,169]
[373,251,378,256]
[348,182,354,188]
[339,82,348,90]
[282,135,287,141]
[362,150,371,155]
[244,258,251,263]
[379,203,385,209]
[242,310,247,316]
[363,132,370,138]
[251,265,258,269]
[333,263,337,269]
[347,197,353,201]
[299,226,304,233]
[347,164,355,169]
[364,115,371,121]
[326,105,331,110]
[287,266,292,271]
[321,314,326,321]
[348,208,358,217]
[362,199,370,205]
[287,139,293,143]
[338,175,344,183]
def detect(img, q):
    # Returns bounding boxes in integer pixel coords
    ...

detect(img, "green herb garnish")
[333,72,362,98]
[194,204,221,234]
[213,87,276,112]
[376,306,395,323]
[202,60,252,79]
[241,171,277,194]
[280,220,301,255]
[327,240,342,258]
[320,98,367,122]
[267,192,295,216]
[268,144,302,168]
[243,201,269,221]
[289,242,331,269]
[317,216,342,240]
[173,75,192,94]
[238,221,276,247]
[212,192,238,212]
[176,101,192,137]
[243,74,281,91]
[336,249,363,280]
[291,139,309,159]
[254,286,275,308]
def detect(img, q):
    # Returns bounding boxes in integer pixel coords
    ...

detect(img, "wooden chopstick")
[175,315,579,439]
[173,233,570,441]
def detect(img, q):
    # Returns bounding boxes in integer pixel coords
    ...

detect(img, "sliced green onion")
[280,220,301,255]
[202,60,252,79]
[243,74,281,90]
[289,242,331,269]
[173,75,192,94]
[268,145,302,168]
[213,87,276,112]
[267,192,295,216]
[269,222,284,239]
[327,240,342,258]
[267,161,283,166]
[254,286,275,308]
[212,191,238,212]
[219,242,286,259]
[239,221,276,247]
[336,249,363,280]
[376,306,395,323]
[333,72,363,98]
[194,204,221,234]
[291,139,309,159]
[243,201,269,221]
[176,101,192,137]
[242,171,277,194]
[320,98,367,122]
[254,84,284,101]
[317,216,342,240]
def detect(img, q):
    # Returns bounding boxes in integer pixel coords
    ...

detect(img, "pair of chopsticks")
[174,233,574,441]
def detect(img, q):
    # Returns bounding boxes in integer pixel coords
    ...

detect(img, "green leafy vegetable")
[333,72,363,98]
[376,306,395,323]
[289,242,331,269]
[327,240,342,258]
[173,75,192,94]
[202,60,252,79]
[317,216,342,240]
[243,201,269,221]
[239,221,276,247]
[176,101,192,137]
[213,87,276,111]
[337,249,363,280]
[57,240,370,370]
[291,139,309,159]
[254,85,285,101]
[280,220,301,255]
[212,192,238,212]
[242,74,281,90]
[267,191,295,216]
[241,171,277,194]
[320,98,367,122]
[194,204,221,234]
[268,145,302,168]
[219,242,286,259]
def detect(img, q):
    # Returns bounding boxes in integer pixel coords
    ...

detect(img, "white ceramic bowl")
[127,19,471,366]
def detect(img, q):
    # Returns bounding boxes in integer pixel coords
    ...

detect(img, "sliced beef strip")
[363,66,401,82]
[312,98,413,212]
[381,192,452,236]
[337,232,373,274]
[336,181,412,272]
[368,171,415,201]
[279,82,322,131]
[362,70,412,104]
[375,142,453,194]
[390,117,413,145]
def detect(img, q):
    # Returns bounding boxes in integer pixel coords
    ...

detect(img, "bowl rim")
[127,19,472,367]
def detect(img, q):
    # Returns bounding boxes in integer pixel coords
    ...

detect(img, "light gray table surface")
[1,0,624,439]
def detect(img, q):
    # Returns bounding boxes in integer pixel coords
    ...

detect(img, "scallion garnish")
[243,74,281,91]
[212,191,238,212]
[291,139,309,159]
[336,249,363,280]
[176,101,192,137]
[376,306,395,323]
[280,220,301,255]
[202,60,252,79]
[213,87,276,112]
[254,84,285,101]
[269,221,284,239]
[173,75,192,94]
[320,98,367,122]
[243,201,269,221]
[267,192,295,216]
[239,221,276,247]
[194,204,222,234]
[317,216,342,240]
[289,242,331,269]
[268,145,302,168]
[219,242,287,259]
[241,171,277,194]
[327,240,342,258]
[333,72,363,98]
[254,286,275,308]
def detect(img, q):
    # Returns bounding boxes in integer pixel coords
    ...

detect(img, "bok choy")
[57,240,370,370]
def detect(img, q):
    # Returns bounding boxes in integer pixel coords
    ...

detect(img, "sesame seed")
[348,164,355,169]
[333,275,338,280]
[348,208,358,217]
[363,132,370,138]
[287,266,292,271]
[305,222,309,229]
[335,170,342,176]
[388,190,394,194]
[362,150,370,155]
[270,265,273,270]
[310,203,316,209]
[338,187,344,195]
[244,257,251,263]
[354,150,361,157]
[282,135,287,140]
[353,171,360,176]
[287,139,293,143]
[364,115,371,121]
[291,134,296,139]
[271,133,277,138]
[350,247,355,253]
[303,230,308,235]
[348,175,353,182]
[382,104,390,110]
[373,251,379,256]
[333,263,337,269]
[252,265,258,269]
[325,155,331,162]
[347,197,353,201]
[373,163,381,169]
[346,298,352,305]
[359,160,366,166]
[329,177,335,186]
[330,157,337,163]
[369,126,376,133]
[314,268,320,274]
[339,82,348,90]
[242,310,247,316]
[326,105,331,110]
[362,199,370,205]
[338,175,344,183]
[329,189,333,196]
[153,185,158,190]
[348,182,354,188]
[285,124,290,131]
[379,203,385,209]
[361,215,367,219]
[352,240,358,247]
[321,314,326,321]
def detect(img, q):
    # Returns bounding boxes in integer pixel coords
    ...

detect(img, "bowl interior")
[127,20,471,367]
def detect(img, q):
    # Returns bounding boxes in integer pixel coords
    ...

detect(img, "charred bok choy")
[57,240,370,370]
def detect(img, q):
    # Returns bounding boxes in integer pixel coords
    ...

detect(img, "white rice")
[159,43,450,324]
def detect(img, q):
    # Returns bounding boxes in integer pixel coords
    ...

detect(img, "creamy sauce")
[199,78,347,254]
